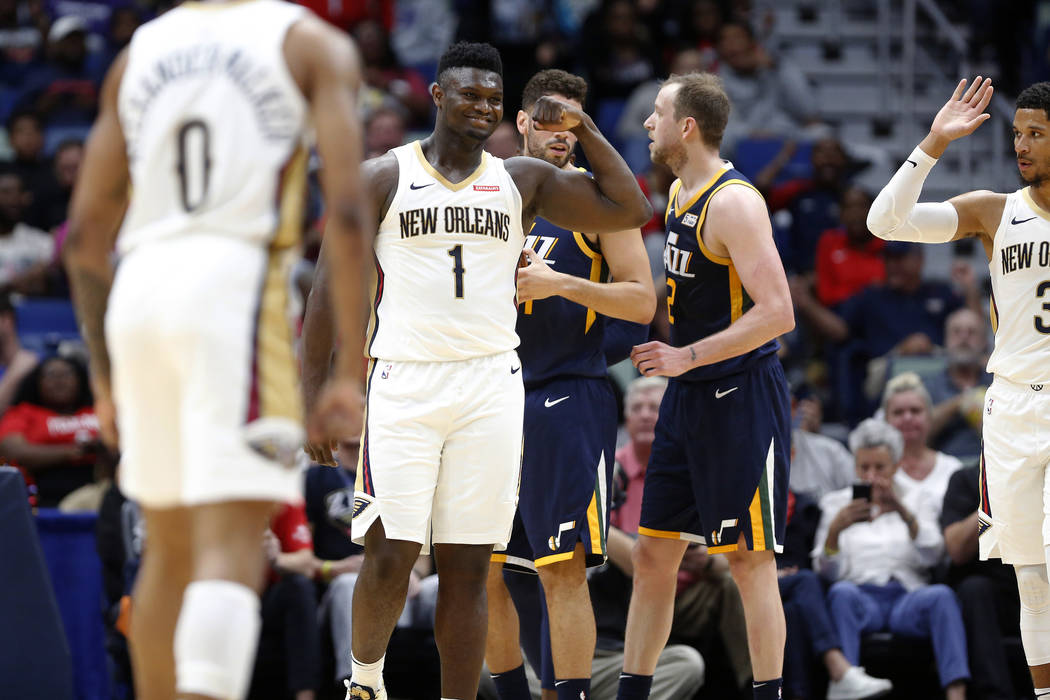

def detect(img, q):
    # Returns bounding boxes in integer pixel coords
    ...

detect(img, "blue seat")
[732,138,814,184]
[15,298,81,354]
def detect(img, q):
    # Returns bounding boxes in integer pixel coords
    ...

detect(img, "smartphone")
[852,483,872,501]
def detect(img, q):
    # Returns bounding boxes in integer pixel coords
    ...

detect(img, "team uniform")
[639,165,790,554]
[978,187,1050,566]
[494,209,638,572]
[108,0,310,507]
[351,141,526,552]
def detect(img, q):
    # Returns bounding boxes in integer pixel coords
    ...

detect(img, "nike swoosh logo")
[555,681,567,687]
[544,395,570,407]
[511,365,521,374]
[714,387,738,399]
[906,159,917,168]
[409,182,433,190]
[1012,216,1037,225]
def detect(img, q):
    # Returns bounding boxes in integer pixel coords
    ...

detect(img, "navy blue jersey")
[517,216,611,387]
[664,166,778,381]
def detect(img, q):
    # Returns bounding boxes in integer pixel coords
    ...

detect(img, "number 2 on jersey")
[176,120,212,212]
[666,278,677,324]
[448,244,465,298]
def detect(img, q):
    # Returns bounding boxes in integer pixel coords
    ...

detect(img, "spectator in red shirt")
[0,354,104,507]
[250,502,322,700]
[814,187,885,308]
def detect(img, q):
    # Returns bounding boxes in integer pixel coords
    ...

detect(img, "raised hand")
[930,77,994,142]
[531,95,585,133]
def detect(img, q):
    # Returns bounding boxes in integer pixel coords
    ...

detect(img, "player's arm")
[867,77,1004,246]
[285,18,372,444]
[631,186,794,377]
[516,228,656,324]
[506,97,652,233]
[300,154,396,464]
[63,50,129,449]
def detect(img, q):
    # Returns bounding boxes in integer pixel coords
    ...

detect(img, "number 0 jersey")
[986,187,1050,383]
[366,142,525,362]
[117,0,309,256]
[664,165,778,381]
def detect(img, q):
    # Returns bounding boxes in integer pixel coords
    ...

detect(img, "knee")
[790,568,821,594]
[366,544,420,583]
[725,549,773,583]
[826,580,860,609]
[632,538,684,582]
[926,584,960,608]
[537,559,586,594]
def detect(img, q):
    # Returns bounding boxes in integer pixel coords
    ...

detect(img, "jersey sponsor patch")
[474,184,500,192]
[681,212,698,227]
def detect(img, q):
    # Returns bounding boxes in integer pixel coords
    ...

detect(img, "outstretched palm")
[931,76,994,142]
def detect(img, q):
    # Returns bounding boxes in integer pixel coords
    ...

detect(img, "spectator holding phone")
[0,354,107,506]
[813,419,970,700]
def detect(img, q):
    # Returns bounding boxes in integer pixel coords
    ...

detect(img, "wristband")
[320,560,333,582]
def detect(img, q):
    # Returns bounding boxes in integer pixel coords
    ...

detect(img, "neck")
[1028,182,1050,212]
[675,147,725,193]
[422,123,486,173]
[899,445,933,476]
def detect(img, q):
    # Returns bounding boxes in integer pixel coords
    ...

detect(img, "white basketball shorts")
[351,351,524,552]
[979,375,1050,565]
[108,233,304,508]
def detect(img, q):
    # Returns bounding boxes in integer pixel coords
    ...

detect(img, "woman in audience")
[0,354,103,507]
[882,372,963,518]
[813,419,969,700]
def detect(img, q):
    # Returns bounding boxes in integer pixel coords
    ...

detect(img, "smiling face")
[517,93,581,169]
[644,83,688,172]
[1014,108,1050,186]
[436,68,504,142]
[884,390,930,447]
[625,385,665,448]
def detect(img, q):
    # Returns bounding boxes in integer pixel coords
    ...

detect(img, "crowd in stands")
[1,0,1047,699]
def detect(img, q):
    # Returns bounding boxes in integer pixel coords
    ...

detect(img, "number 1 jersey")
[367,142,525,361]
[117,0,309,256]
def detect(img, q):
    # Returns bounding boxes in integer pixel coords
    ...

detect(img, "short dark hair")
[437,42,502,87]
[1017,82,1050,121]
[521,69,588,111]
[13,355,93,410]
[664,72,730,149]
[6,109,42,133]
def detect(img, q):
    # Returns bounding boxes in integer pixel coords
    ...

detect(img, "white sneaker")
[826,666,893,700]
[344,679,388,700]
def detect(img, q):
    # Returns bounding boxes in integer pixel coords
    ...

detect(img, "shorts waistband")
[992,375,1050,393]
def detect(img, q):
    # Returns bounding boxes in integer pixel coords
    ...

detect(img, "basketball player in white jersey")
[300,42,651,700]
[867,76,1050,697]
[62,4,370,700]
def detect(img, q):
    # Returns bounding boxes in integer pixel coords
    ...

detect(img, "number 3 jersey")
[116,0,309,256]
[986,187,1050,383]
[367,142,525,362]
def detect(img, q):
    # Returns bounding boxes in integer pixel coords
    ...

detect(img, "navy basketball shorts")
[639,354,790,554]
[494,376,617,572]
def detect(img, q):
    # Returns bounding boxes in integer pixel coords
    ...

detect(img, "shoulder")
[934,451,964,475]
[364,150,400,203]
[945,463,978,494]
[819,486,851,512]
[284,11,360,92]
[708,180,766,217]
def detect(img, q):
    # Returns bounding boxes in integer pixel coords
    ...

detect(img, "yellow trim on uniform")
[1022,187,1050,222]
[573,231,604,332]
[707,542,741,554]
[674,166,728,218]
[693,180,761,266]
[534,551,576,567]
[255,147,308,424]
[989,295,998,334]
[490,553,508,564]
[728,263,744,322]
[586,491,602,554]
[748,485,767,551]
[665,180,682,225]
[412,141,489,191]
[637,526,684,540]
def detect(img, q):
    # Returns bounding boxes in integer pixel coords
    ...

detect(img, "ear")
[430,81,443,108]
[680,115,697,141]
[515,109,529,137]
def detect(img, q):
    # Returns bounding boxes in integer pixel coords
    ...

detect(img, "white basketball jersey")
[986,187,1050,383]
[116,0,308,256]
[367,141,525,361]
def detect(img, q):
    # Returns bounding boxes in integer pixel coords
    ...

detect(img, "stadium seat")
[15,297,81,354]
[732,138,813,184]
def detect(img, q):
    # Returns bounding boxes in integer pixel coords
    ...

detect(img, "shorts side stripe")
[637,526,705,544]
[356,359,379,496]
[979,444,991,518]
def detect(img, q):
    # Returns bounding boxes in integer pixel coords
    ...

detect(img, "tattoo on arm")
[689,346,696,362]
[68,268,113,387]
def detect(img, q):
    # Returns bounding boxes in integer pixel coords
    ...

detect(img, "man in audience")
[0,170,53,294]
[789,392,855,503]
[941,464,1030,700]
[924,309,991,459]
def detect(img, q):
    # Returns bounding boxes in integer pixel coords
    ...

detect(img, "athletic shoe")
[344,679,387,700]
[826,666,893,699]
